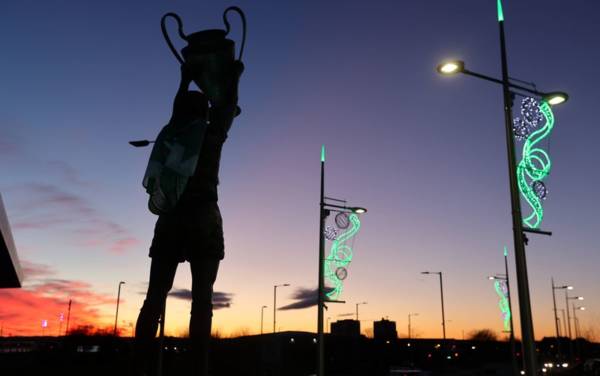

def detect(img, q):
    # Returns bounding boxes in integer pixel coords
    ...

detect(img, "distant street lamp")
[408,313,419,339]
[565,292,583,340]
[560,309,568,342]
[572,305,585,338]
[355,302,367,321]
[273,284,289,333]
[552,281,573,358]
[114,281,125,336]
[128,140,155,147]
[436,2,569,374]
[488,247,516,375]
[260,305,267,335]
[421,271,446,340]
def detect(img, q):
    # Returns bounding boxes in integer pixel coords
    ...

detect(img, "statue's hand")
[180,63,196,85]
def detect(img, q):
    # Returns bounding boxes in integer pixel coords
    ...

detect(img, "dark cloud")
[278,287,335,310]
[10,183,138,253]
[169,288,233,310]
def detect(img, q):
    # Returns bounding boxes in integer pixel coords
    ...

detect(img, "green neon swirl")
[324,214,361,301]
[494,280,511,332]
[516,101,555,228]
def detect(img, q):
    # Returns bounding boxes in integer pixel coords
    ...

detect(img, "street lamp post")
[566,292,583,360]
[566,294,584,339]
[572,305,585,360]
[113,281,125,336]
[408,313,419,339]
[355,302,367,321]
[317,145,367,376]
[552,282,572,359]
[436,3,569,373]
[489,247,517,374]
[560,309,568,342]
[572,305,585,339]
[273,284,289,333]
[421,271,446,340]
[260,305,267,335]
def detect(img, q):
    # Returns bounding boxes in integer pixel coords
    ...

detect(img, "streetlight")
[560,309,568,342]
[565,293,583,340]
[113,281,125,336]
[260,305,268,335]
[436,60,569,107]
[273,284,290,333]
[421,271,446,340]
[565,291,583,360]
[408,313,419,339]
[355,302,367,321]
[489,247,516,374]
[552,281,573,359]
[317,145,367,376]
[572,306,585,338]
[436,2,569,374]
[128,140,155,147]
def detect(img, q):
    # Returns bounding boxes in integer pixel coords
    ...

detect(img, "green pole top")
[503,246,508,257]
[497,0,505,22]
[321,145,326,162]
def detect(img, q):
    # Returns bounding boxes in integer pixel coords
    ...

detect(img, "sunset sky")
[1,0,599,340]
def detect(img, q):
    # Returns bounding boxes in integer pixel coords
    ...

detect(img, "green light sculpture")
[494,279,511,332]
[516,100,555,228]
[324,213,361,300]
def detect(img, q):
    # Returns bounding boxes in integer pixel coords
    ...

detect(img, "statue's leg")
[134,257,179,375]
[189,256,220,376]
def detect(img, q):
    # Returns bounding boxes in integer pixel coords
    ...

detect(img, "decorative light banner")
[494,279,511,332]
[324,213,361,301]
[514,98,555,228]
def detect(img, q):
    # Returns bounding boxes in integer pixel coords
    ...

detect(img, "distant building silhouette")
[331,319,360,337]
[374,318,397,341]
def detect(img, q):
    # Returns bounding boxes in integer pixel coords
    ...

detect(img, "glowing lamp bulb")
[544,92,569,106]
[437,61,464,75]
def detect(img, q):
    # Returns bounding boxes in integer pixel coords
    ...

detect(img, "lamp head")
[436,60,465,75]
[421,271,430,275]
[543,92,569,106]
[283,283,290,287]
[351,207,367,214]
[577,296,584,300]
[129,140,153,147]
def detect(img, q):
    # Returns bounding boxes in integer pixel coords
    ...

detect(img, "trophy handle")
[223,6,246,61]
[161,12,187,64]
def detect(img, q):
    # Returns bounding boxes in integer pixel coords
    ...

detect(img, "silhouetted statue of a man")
[135,60,242,376]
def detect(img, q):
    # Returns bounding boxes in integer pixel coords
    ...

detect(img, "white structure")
[0,193,22,288]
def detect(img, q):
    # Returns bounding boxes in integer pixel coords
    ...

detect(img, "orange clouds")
[0,261,115,336]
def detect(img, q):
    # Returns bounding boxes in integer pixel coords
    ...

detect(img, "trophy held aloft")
[161,6,246,108]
